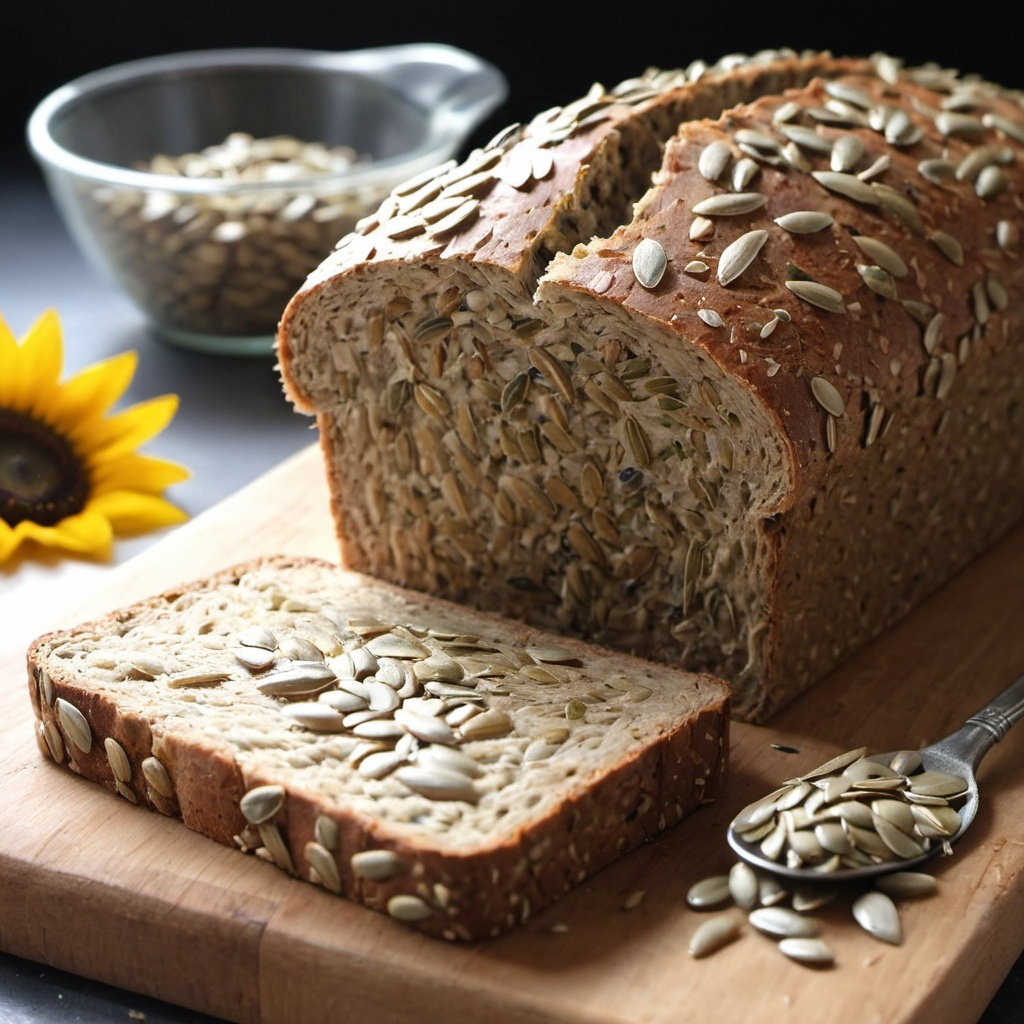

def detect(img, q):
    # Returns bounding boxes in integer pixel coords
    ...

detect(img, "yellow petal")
[87,490,188,533]
[90,452,191,494]
[12,509,114,559]
[72,393,179,460]
[0,314,18,407]
[17,310,65,416]
[0,520,20,563]
[50,350,138,431]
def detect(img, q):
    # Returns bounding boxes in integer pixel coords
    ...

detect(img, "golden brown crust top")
[277,51,871,409]
[541,67,1024,485]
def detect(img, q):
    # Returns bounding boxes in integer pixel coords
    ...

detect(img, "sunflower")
[0,309,189,563]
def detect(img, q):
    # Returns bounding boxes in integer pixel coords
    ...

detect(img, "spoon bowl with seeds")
[728,670,1024,883]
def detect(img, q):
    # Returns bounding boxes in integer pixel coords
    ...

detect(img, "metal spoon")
[727,670,1024,882]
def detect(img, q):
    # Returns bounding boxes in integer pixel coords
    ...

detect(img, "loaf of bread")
[278,50,1024,721]
[27,556,728,940]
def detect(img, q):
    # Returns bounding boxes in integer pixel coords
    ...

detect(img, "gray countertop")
[2,148,1023,1024]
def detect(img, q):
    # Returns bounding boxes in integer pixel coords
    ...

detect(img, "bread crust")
[27,556,728,940]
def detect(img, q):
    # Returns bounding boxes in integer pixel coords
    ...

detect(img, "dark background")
[3,0,1023,173]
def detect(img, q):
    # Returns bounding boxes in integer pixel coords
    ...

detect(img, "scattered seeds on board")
[687,874,732,908]
[689,912,742,958]
[853,891,903,945]
[687,743,957,966]
[778,937,836,966]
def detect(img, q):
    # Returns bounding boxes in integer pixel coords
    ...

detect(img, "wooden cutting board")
[3,444,1024,1024]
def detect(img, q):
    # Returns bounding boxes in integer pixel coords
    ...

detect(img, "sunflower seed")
[910,804,962,838]
[632,237,667,288]
[41,720,64,763]
[281,702,349,732]
[142,756,173,799]
[778,937,835,966]
[786,280,846,314]
[855,152,888,181]
[394,708,458,746]
[717,228,768,286]
[357,749,406,779]
[825,80,873,109]
[697,309,724,328]
[871,184,924,233]
[686,874,732,909]
[351,718,404,741]
[857,264,898,300]
[104,737,132,783]
[976,165,1008,200]
[852,891,902,945]
[773,210,834,234]
[233,645,277,671]
[365,633,430,660]
[394,765,479,802]
[811,170,879,206]
[777,124,833,154]
[528,346,576,404]
[935,111,986,139]
[240,784,285,825]
[728,861,759,910]
[851,235,908,278]
[238,625,277,650]
[982,112,1024,144]
[167,669,232,689]
[620,416,652,468]
[875,872,938,898]
[830,134,864,173]
[688,913,742,958]
[884,109,923,146]
[698,140,733,181]
[351,849,404,881]
[256,663,336,697]
[748,906,820,939]
[906,770,968,798]
[55,698,92,753]
[315,815,339,851]
[918,158,956,185]
[387,893,434,922]
[929,230,964,266]
[278,635,324,663]
[810,376,846,417]
[997,220,1019,252]
[690,216,715,241]
[416,745,483,778]
[305,841,342,893]
[692,192,767,217]
[731,157,760,191]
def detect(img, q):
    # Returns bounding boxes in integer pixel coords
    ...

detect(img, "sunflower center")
[0,409,90,527]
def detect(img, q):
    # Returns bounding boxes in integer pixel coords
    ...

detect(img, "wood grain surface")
[2,444,1024,1024]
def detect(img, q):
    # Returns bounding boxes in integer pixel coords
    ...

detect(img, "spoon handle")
[930,670,1024,769]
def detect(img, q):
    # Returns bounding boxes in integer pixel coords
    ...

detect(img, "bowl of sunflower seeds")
[27,46,506,354]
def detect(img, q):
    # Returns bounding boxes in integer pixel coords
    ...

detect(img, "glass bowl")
[27,45,507,355]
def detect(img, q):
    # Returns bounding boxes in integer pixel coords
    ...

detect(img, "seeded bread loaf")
[27,555,728,940]
[278,50,1024,721]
